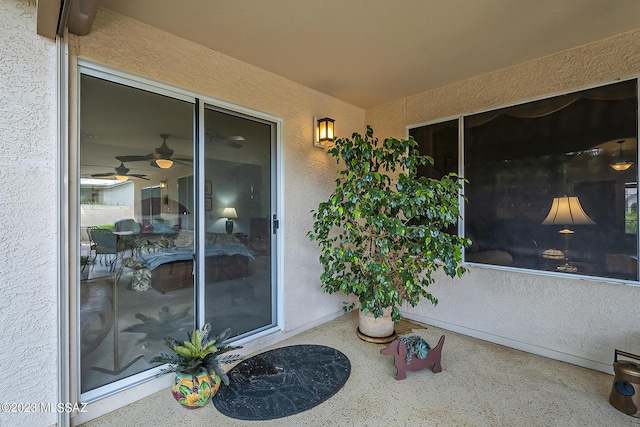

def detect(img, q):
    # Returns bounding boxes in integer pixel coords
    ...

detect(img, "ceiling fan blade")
[89,172,148,180]
[118,134,189,167]
[172,159,192,166]
[206,131,245,148]
[116,154,153,162]
[129,174,150,180]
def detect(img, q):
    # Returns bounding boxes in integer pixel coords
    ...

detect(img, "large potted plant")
[308,126,470,341]
[151,324,243,408]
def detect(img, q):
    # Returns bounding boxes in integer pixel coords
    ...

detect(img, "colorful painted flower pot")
[171,370,221,408]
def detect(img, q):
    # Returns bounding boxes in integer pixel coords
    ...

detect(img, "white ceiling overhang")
[38,1,640,108]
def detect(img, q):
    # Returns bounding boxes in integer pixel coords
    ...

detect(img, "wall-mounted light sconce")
[159,180,167,189]
[222,207,238,234]
[314,116,335,148]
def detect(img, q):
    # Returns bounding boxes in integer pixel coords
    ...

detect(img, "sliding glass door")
[202,107,276,339]
[79,72,195,395]
[78,66,278,399]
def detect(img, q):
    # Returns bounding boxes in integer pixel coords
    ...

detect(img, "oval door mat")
[213,344,351,420]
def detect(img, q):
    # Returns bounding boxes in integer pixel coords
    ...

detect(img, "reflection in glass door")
[78,67,278,399]
[203,108,275,338]
[79,72,194,396]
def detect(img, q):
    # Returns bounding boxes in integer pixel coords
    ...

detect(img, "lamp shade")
[154,159,173,169]
[222,207,238,219]
[542,196,595,226]
[610,140,634,171]
[610,161,634,171]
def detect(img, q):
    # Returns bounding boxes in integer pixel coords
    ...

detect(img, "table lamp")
[222,207,238,234]
[542,195,595,272]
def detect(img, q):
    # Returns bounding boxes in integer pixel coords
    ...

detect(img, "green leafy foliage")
[308,126,470,322]
[121,305,192,345]
[150,323,243,386]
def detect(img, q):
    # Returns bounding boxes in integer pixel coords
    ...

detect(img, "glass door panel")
[79,74,194,394]
[203,107,275,338]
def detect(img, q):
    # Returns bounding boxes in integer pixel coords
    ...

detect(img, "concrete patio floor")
[79,312,640,426]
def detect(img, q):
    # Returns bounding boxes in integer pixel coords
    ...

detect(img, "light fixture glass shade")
[317,117,335,143]
[115,175,129,181]
[542,196,595,226]
[222,207,238,219]
[155,159,173,169]
[610,161,634,171]
[159,180,167,189]
[610,140,634,171]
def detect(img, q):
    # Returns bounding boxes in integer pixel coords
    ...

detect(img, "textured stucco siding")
[0,1,58,426]
[366,28,640,372]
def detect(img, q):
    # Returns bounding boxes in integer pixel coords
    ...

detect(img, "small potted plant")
[151,323,243,408]
[309,126,470,341]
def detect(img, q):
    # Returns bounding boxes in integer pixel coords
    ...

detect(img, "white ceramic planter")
[358,307,394,338]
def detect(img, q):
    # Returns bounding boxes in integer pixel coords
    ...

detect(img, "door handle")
[272,214,279,235]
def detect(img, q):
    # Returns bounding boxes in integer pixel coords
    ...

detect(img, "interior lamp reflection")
[542,195,595,272]
[222,207,238,234]
[610,140,634,171]
[154,159,173,169]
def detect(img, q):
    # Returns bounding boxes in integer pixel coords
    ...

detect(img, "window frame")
[407,77,640,285]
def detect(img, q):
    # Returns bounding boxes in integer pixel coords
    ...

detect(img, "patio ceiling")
[99,0,640,109]
[37,1,640,177]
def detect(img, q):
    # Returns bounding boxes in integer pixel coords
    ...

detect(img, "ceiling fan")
[90,161,149,181]
[116,134,193,168]
[206,131,245,149]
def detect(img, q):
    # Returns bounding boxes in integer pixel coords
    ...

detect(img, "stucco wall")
[0,1,58,426]
[366,28,640,372]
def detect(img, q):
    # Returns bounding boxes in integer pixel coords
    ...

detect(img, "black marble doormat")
[212,344,351,420]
